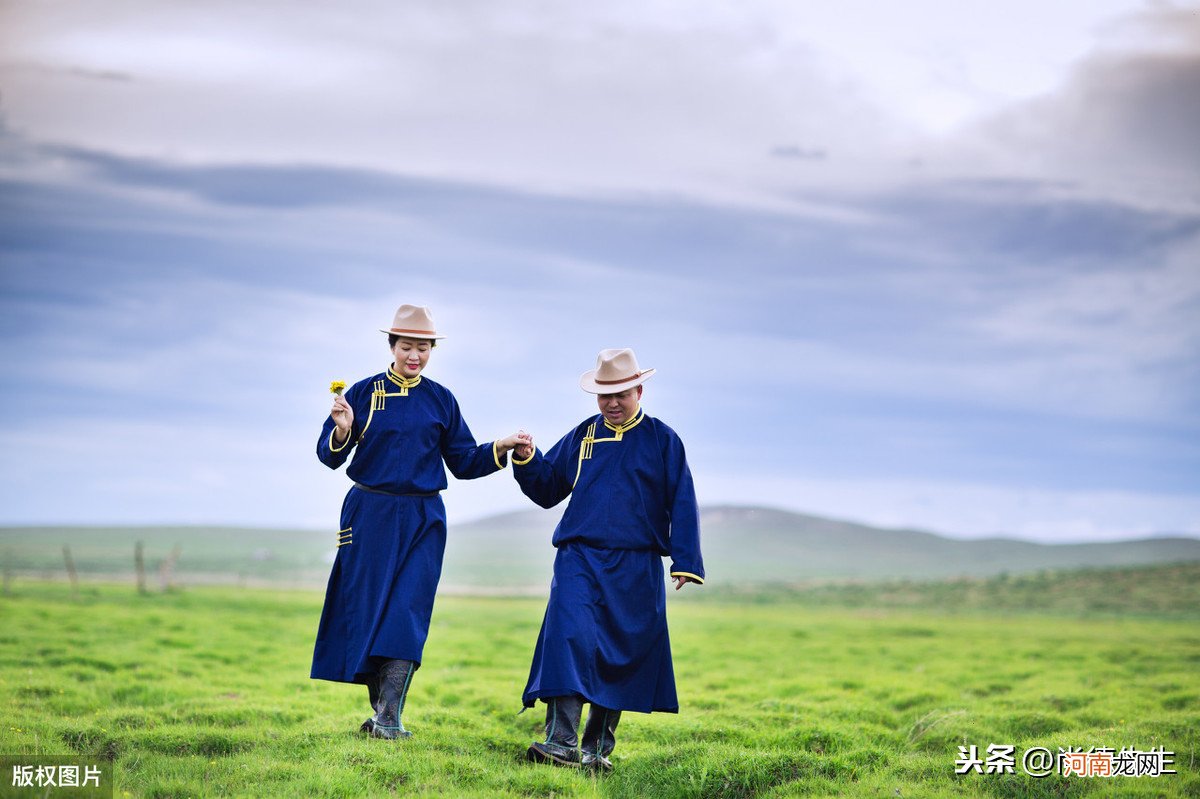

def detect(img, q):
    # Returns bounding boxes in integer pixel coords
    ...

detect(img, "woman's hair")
[388,334,437,349]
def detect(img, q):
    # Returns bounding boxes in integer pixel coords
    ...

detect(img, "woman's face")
[392,337,432,377]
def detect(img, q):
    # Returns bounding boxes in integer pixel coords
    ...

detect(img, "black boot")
[365,659,416,739]
[526,695,583,767]
[359,672,382,732]
[580,704,621,772]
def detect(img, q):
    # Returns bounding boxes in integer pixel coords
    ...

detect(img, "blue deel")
[311,366,506,684]
[514,407,704,713]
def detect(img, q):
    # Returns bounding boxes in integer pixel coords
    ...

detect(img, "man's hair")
[388,334,437,348]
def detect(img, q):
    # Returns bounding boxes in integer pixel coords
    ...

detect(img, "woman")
[311,304,526,739]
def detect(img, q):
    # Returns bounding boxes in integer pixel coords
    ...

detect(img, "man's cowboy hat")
[379,304,446,340]
[579,348,656,394]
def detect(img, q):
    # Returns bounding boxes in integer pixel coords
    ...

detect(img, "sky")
[1,0,1198,542]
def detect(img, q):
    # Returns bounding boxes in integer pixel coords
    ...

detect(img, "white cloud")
[1,0,1164,206]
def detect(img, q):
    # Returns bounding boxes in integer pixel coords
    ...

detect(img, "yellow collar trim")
[386,365,422,390]
[603,407,644,434]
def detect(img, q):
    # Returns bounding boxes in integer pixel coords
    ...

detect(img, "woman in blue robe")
[311,304,526,739]
[512,348,704,770]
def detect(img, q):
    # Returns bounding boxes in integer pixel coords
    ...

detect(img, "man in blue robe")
[512,348,704,771]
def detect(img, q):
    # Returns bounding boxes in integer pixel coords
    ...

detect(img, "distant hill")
[1,505,1197,590]
[694,505,1200,582]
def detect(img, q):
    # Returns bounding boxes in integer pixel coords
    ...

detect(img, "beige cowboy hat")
[579,348,656,394]
[378,304,446,340]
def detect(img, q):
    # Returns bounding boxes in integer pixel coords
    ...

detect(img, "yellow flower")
[330,380,346,396]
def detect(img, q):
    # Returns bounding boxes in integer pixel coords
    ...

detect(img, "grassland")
[1,580,1197,797]
[701,562,1200,618]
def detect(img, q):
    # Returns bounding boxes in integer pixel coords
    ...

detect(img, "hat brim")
[579,367,655,394]
[379,329,447,340]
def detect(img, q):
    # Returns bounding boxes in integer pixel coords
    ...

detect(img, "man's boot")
[580,704,621,772]
[526,695,583,767]
[365,659,416,739]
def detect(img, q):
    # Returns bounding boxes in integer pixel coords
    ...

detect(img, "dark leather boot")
[365,659,416,739]
[580,704,621,772]
[526,695,583,767]
[359,672,382,732]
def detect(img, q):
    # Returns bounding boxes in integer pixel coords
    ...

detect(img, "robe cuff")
[329,427,352,453]
[671,571,705,585]
[492,440,509,470]
[512,448,535,466]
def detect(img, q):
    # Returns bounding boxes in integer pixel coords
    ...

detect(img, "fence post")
[135,541,147,595]
[63,545,79,598]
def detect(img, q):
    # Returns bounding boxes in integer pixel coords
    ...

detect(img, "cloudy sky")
[1,0,1197,542]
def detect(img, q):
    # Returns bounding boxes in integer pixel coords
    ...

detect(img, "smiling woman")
[310,304,529,740]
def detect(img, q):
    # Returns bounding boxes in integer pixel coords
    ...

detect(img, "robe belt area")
[352,482,440,498]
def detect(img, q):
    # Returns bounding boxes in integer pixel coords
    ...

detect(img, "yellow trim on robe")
[670,572,705,585]
[512,448,535,466]
[329,427,352,452]
[492,440,509,470]
[385,365,422,392]
[570,410,645,487]
[573,422,598,487]
[359,369,422,441]
[603,406,645,435]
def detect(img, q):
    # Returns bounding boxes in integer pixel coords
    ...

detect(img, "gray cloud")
[975,4,1200,206]
[770,145,828,161]
[3,101,1198,537]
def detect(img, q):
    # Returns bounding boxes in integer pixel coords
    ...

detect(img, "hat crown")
[594,348,642,384]
[579,347,655,393]
[381,304,442,338]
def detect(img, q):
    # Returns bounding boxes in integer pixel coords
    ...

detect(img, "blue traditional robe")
[311,365,506,684]
[514,407,704,713]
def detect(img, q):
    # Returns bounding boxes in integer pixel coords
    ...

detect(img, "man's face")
[597,385,642,426]
[391,337,432,377]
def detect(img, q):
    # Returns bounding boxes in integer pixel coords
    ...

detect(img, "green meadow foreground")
[0,582,1197,798]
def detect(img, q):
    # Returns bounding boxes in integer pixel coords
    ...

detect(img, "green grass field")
[1,581,1197,797]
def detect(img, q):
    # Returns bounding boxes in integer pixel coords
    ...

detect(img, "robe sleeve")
[316,382,364,470]
[439,391,506,480]
[512,425,581,509]
[662,428,705,583]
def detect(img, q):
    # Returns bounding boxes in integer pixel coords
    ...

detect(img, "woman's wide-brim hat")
[379,304,446,340]
[579,348,656,394]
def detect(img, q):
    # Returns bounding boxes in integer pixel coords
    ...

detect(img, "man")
[511,348,704,771]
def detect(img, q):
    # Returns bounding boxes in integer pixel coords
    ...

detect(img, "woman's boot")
[365,659,416,739]
[359,671,382,732]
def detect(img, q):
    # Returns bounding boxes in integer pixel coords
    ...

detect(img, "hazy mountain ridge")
[2,505,1197,588]
[447,504,1200,584]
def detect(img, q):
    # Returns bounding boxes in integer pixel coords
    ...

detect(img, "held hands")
[497,430,534,458]
[331,395,354,443]
[513,430,534,461]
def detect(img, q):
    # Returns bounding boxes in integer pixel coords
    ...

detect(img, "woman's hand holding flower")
[331,395,354,443]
